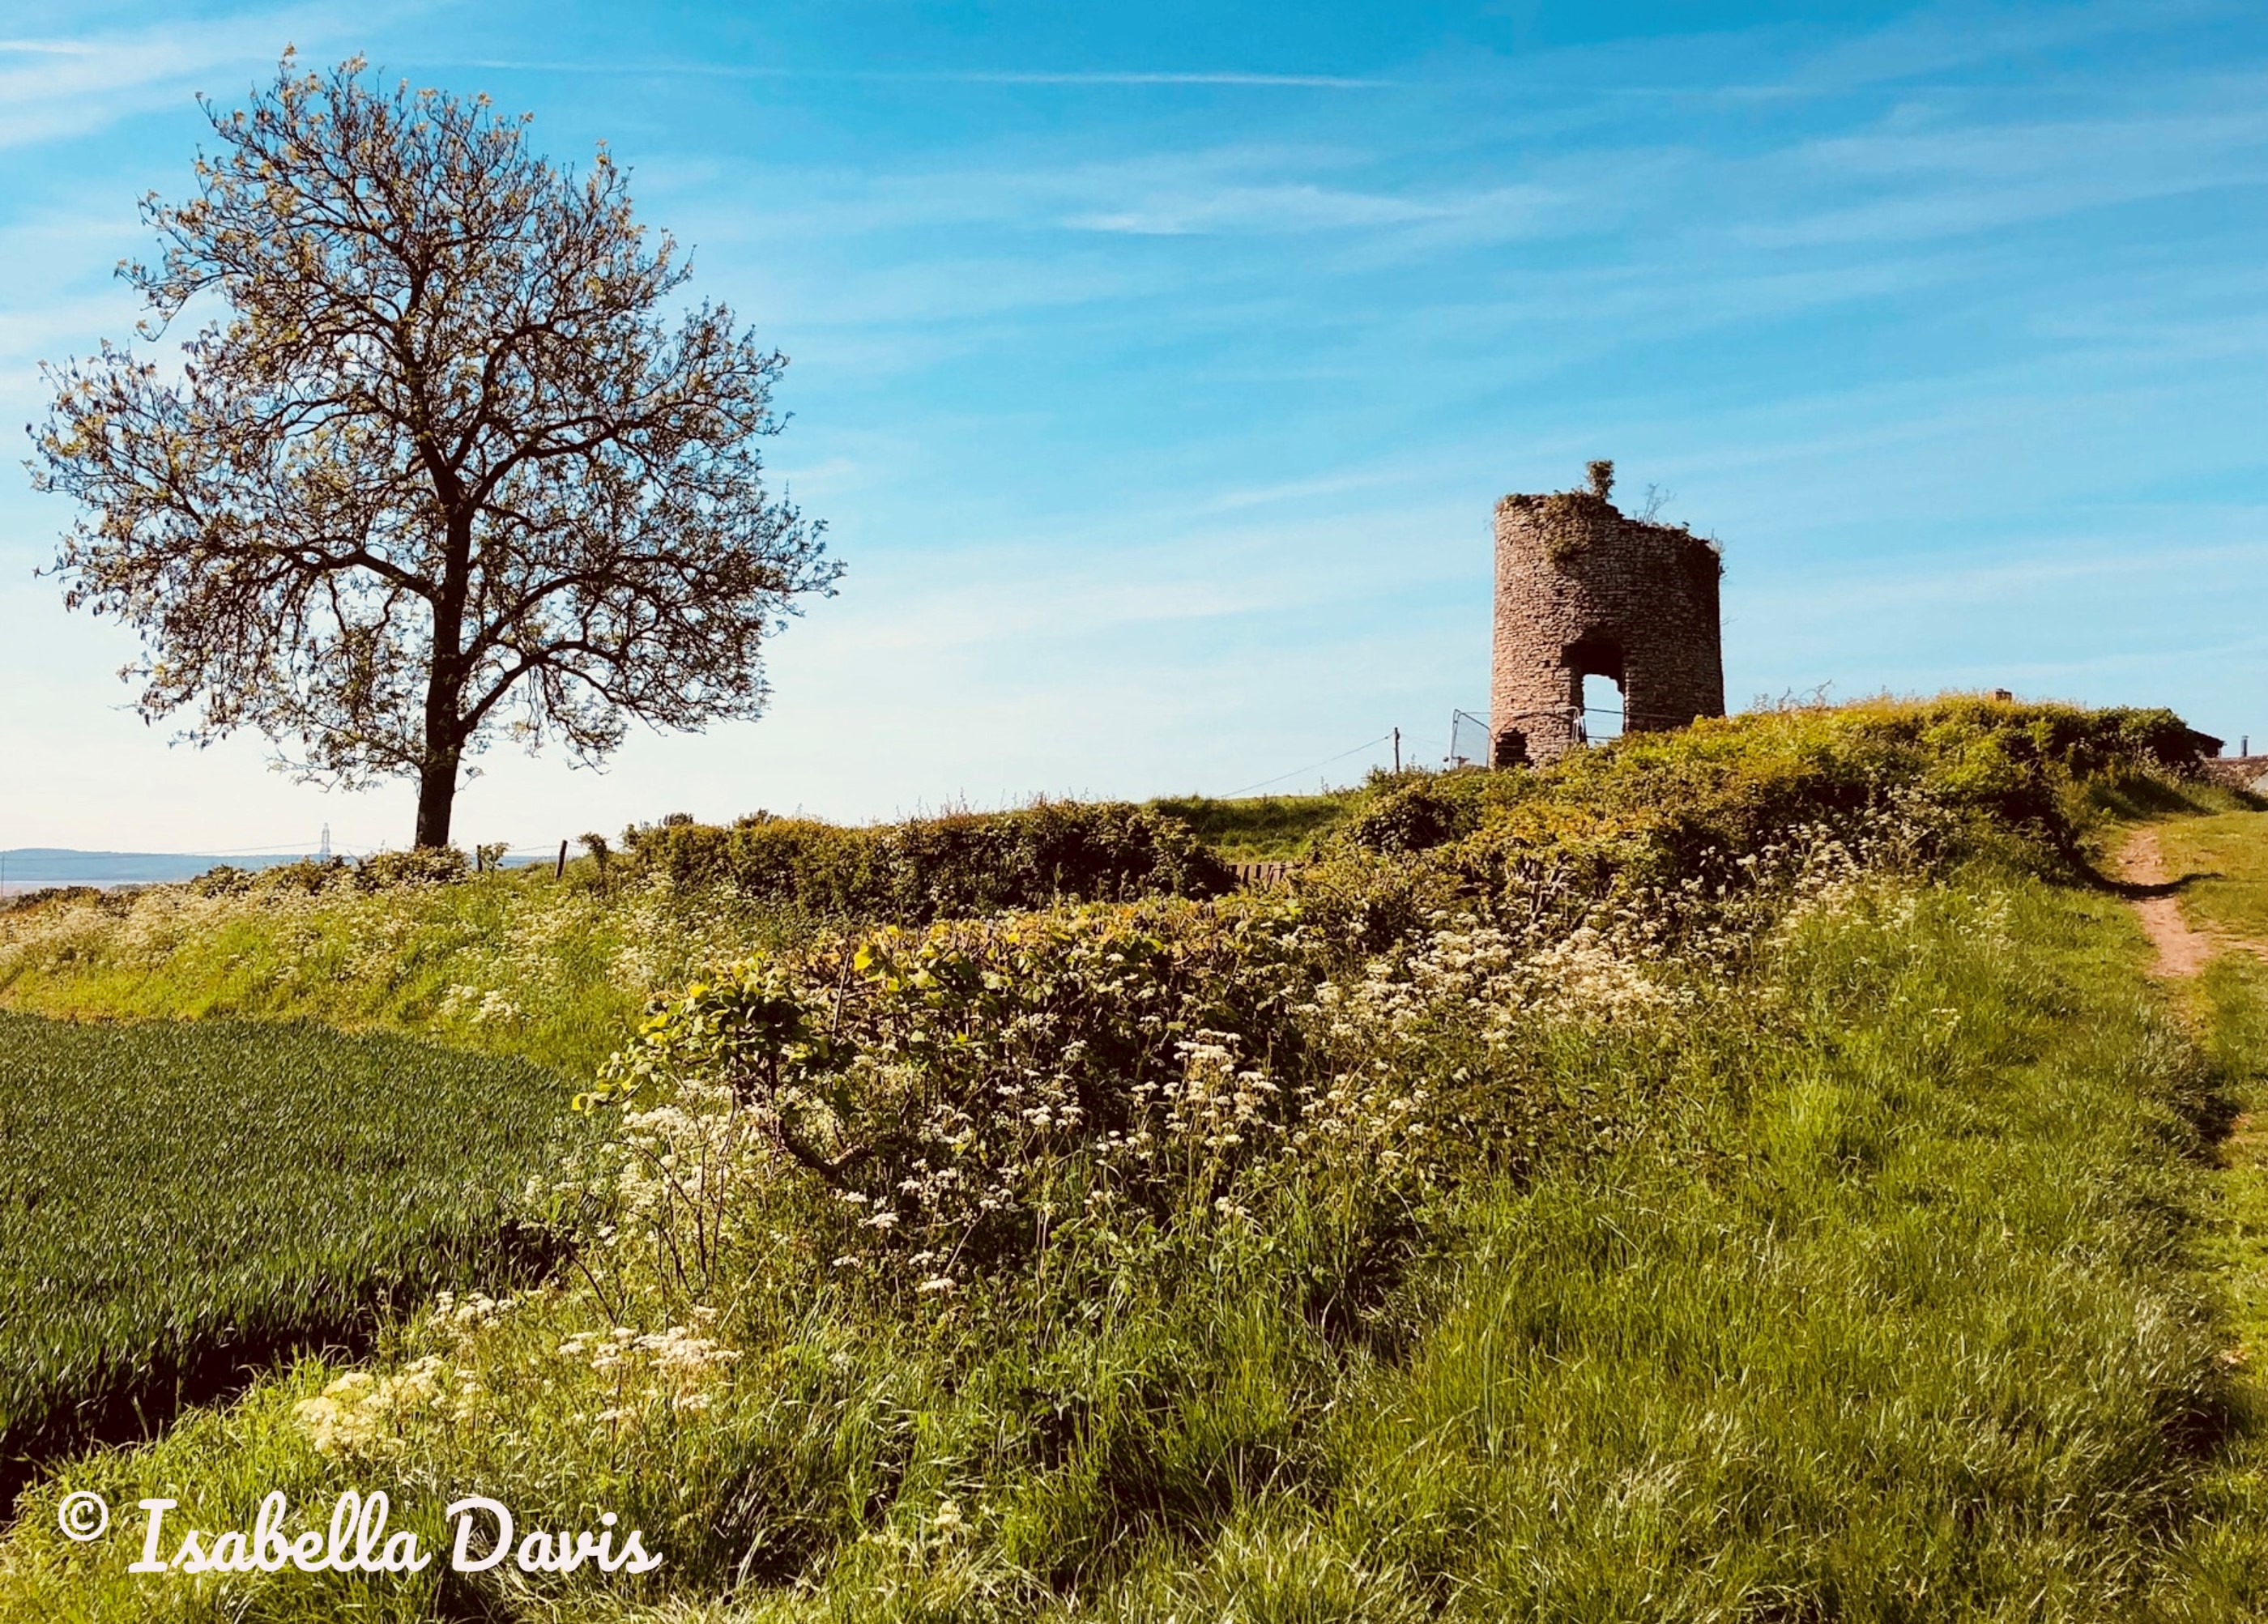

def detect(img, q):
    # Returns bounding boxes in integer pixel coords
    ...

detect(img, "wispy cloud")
[1761,0,2235,98]
[1069,182,1449,237]
[437,58,1397,90]
[0,12,334,150]
[1742,536,2268,617]
[1749,94,2268,246]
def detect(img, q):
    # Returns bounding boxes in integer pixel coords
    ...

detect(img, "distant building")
[1490,460,1725,766]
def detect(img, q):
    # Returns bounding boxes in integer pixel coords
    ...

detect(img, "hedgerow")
[618,799,1235,920]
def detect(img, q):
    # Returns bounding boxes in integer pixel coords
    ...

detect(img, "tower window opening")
[1575,673,1626,741]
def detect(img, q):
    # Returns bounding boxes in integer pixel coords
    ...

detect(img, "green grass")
[2168,951,2268,1614]
[1,702,2258,1618]
[1329,879,2227,1617]
[2,871,2257,1619]
[2159,809,2268,943]
[1145,789,1362,859]
[2129,811,2268,1611]
[0,1012,580,1514]
[0,867,808,1081]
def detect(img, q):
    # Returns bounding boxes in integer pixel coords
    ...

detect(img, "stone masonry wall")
[1489,480,1724,766]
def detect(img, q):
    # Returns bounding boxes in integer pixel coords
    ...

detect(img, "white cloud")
[431,58,1398,90]
[0,11,336,150]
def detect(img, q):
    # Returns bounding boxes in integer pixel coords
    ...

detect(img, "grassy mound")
[0,869,783,1081]
[0,1015,577,1512]
[1,695,2261,1618]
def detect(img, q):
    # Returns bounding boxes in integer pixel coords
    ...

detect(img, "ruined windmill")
[1488,460,1725,767]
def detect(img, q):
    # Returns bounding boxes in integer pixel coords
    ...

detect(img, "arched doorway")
[1562,633,1625,745]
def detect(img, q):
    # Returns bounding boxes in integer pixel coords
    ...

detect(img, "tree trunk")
[416,511,474,850]
[414,751,458,849]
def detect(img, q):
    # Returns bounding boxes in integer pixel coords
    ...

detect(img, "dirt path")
[2116,826,2215,978]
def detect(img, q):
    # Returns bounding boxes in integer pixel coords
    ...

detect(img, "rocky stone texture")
[2201,755,2268,794]
[1490,481,1724,765]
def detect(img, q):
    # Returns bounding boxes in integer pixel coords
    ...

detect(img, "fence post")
[555,838,568,880]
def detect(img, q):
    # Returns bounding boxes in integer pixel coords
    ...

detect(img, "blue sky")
[1,0,2262,855]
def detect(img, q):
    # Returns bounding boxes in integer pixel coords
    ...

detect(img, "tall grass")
[2,872,2249,1619]
[1143,791,1364,859]
[2131,821,2268,1616]
[1314,879,2223,1618]
[0,697,2254,1619]
[2159,809,2268,943]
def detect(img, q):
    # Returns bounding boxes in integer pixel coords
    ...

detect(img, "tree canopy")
[32,53,841,847]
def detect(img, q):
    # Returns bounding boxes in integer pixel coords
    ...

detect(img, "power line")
[141,839,327,856]
[1221,734,1393,798]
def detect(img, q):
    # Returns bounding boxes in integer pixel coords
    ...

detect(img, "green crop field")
[0,1013,578,1511]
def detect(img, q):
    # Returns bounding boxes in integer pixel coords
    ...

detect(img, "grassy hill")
[5,697,2268,1619]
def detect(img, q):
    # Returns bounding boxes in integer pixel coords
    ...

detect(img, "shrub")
[354,846,470,889]
[186,864,255,897]
[569,900,1330,1300]
[252,855,352,893]
[197,847,467,897]
[0,886,103,917]
[1414,696,2204,908]
[621,800,1235,921]
[1341,772,1499,855]
[568,791,1929,1319]
[1144,791,1362,859]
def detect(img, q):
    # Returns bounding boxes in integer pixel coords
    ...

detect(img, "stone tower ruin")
[1489,461,1724,766]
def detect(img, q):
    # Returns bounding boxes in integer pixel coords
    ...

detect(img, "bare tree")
[31,53,841,847]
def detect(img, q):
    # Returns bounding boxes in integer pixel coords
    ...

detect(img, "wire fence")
[1447,710,1492,767]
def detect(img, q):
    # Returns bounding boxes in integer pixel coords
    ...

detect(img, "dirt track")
[2117,826,2215,979]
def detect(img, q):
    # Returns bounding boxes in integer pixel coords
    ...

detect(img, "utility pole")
[1392,727,1400,773]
